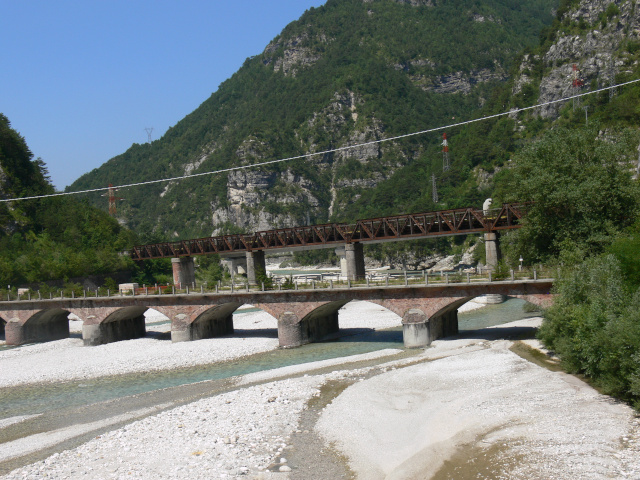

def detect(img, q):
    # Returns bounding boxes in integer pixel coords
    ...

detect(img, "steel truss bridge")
[131,203,529,261]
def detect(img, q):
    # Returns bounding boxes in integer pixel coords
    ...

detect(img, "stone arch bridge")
[1,280,553,349]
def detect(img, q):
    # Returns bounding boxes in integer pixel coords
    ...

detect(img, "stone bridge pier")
[257,300,348,348]
[161,303,240,342]
[81,306,147,346]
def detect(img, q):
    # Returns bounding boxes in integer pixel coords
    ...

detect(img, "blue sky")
[1,1,325,190]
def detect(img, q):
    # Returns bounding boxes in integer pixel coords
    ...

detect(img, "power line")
[2,78,639,205]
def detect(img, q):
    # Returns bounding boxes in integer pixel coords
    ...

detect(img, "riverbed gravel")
[2,377,327,479]
[316,325,640,479]
[2,312,639,479]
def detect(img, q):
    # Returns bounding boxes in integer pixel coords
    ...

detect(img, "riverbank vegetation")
[492,123,640,408]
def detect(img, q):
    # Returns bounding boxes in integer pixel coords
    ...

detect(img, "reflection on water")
[458,298,540,331]
[0,298,539,419]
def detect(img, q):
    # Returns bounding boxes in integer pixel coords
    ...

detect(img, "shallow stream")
[0,298,539,420]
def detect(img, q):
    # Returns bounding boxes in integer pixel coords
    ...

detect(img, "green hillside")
[0,113,138,286]
[68,0,557,241]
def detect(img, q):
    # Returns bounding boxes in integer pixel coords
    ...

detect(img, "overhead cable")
[1,78,639,204]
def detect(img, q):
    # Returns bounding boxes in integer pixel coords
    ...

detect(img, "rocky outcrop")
[512,54,538,95]
[263,32,330,77]
[424,68,507,94]
[210,168,320,235]
[336,123,383,163]
[519,0,640,118]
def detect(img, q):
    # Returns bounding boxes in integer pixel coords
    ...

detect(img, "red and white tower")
[442,132,451,171]
[103,184,124,217]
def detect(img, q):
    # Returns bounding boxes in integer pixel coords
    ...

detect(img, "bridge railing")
[0,267,555,302]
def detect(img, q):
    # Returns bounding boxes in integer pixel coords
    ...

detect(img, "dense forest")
[0,114,144,288]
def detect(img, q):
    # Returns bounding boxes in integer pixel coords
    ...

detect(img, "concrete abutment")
[401,307,459,348]
[484,232,500,270]
[246,250,266,285]
[335,243,366,280]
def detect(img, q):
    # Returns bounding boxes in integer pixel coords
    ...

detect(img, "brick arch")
[429,296,476,320]
[82,306,148,346]
[255,300,343,323]
[168,302,244,342]
[340,300,403,324]
[6,308,71,345]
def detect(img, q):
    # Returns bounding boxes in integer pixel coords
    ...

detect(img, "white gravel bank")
[0,301,400,388]
[2,377,326,479]
[317,325,640,479]
[2,317,639,479]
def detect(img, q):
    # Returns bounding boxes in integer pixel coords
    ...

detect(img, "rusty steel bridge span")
[132,203,527,259]
[131,203,528,286]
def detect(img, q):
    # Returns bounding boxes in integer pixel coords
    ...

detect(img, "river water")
[0,298,539,420]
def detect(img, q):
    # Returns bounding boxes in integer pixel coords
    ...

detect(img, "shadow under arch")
[20,308,71,344]
[182,302,244,342]
[84,306,148,346]
[0,316,5,339]
[330,299,403,343]
[277,299,350,347]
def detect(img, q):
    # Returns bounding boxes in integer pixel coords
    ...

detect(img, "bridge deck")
[131,203,529,260]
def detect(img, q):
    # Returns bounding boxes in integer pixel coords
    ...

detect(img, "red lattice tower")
[104,184,124,216]
[442,132,451,171]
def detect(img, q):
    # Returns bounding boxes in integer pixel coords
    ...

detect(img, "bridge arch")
[269,299,350,348]
[165,302,243,342]
[82,306,147,346]
[8,308,72,344]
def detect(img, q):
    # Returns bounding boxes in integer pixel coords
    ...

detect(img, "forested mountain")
[0,114,137,286]
[68,0,557,241]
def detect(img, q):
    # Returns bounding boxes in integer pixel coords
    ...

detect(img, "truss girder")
[131,203,529,260]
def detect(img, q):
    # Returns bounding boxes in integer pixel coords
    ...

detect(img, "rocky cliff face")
[209,90,400,233]
[517,0,640,118]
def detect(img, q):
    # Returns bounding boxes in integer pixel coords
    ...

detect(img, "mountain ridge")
[67,0,557,241]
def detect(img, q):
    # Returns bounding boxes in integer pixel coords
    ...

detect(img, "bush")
[538,255,640,408]
[282,276,295,290]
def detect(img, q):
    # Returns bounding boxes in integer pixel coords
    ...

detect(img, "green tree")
[539,254,640,407]
[498,126,640,265]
